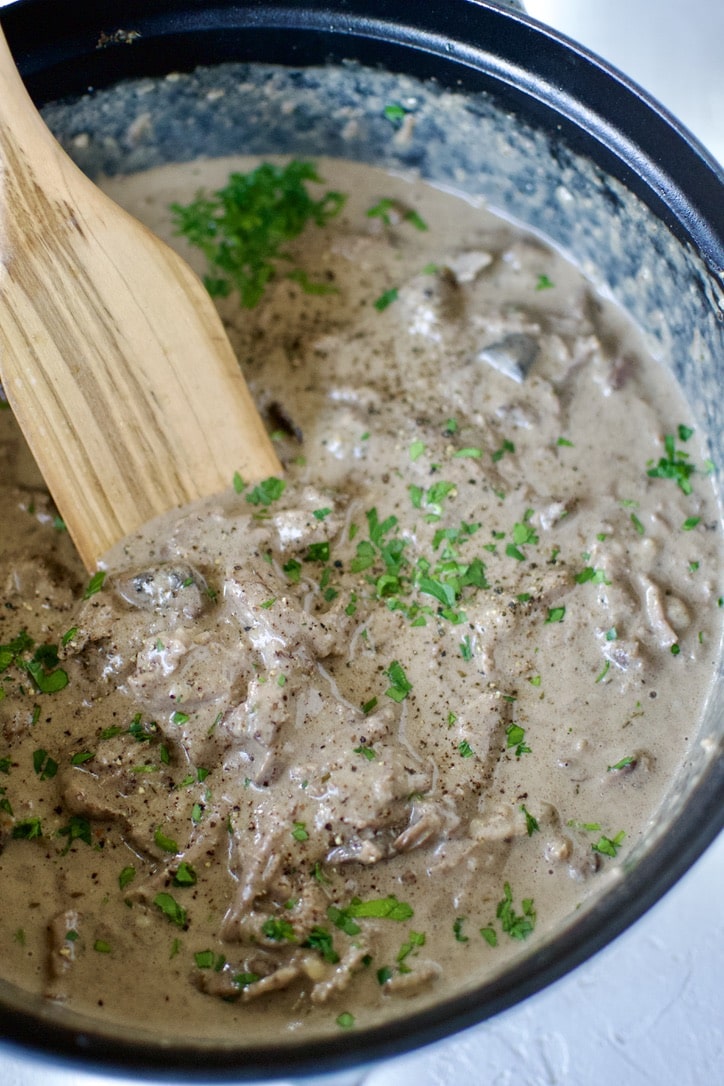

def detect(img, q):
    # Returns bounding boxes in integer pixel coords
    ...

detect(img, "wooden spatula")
[0,26,281,571]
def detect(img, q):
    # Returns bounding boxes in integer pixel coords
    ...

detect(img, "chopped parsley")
[153,892,187,928]
[506,514,538,560]
[354,744,377,761]
[409,480,456,521]
[99,725,123,741]
[647,429,697,495]
[575,566,611,585]
[608,756,635,772]
[383,103,407,122]
[70,750,94,766]
[595,660,611,683]
[129,715,159,742]
[397,930,426,972]
[367,197,428,231]
[262,917,296,942]
[492,438,515,462]
[305,541,330,563]
[233,971,261,989]
[171,160,346,307]
[0,631,69,695]
[496,882,536,940]
[630,512,646,535]
[291,821,309,842]
[245,476,286,507]
[348,895,413,921]
[592,830,626,858]
[83,571,107,599]
[119,865,136,891]
[303,926,339,964]
[384,660,412,702]
[173,862,197,887]
[349,505,487,626]
[505,723,531,758]
[195,950,226,971]
[32,748,58,780]
[520,804,540,836]
[328,895,413,936]
[373,287,398,311]
[57,816,92,854]
[12,817,43,840]
[283,558,302,584]
[453,917,469,943]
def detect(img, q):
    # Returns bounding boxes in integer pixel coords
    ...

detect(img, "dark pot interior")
[1,0,723,1080]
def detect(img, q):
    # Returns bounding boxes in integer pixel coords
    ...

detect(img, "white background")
[526,0,724,168]
[0,1,722,1084]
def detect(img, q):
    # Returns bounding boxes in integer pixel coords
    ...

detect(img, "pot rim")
[0,1,722,1079]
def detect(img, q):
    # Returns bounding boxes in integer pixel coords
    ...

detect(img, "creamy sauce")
[0,158,721,1041]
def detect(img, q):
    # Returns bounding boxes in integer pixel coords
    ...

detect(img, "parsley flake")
[262,917,296,942]
[496,882,536,940]
[354,745,377,761]
[154,892,187,928]
[291,821,309,842]
[647,431,697,495]
[520,804,540,836]
[57,815,92,854]
[83,571,106,599]
[384,660,412,702]
[453,917,469,943]
[303,926,339,964]
[373,287,399,311]
[592,830,626,858]
[608,756,635,772]
[506,723,531,758]
[245,476,286,507]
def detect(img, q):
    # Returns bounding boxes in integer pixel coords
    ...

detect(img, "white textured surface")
[0,1,722,1083]
[526,0,724,167]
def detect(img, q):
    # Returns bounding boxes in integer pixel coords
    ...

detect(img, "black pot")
[1,1,723,1081]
